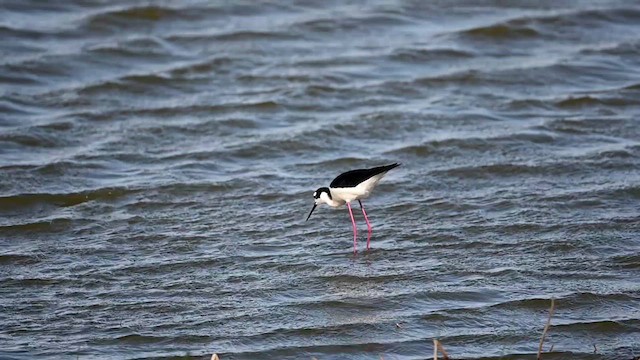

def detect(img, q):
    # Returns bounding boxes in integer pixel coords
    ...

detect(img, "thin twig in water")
[432,339,450,360]
[537,298,556,360]
[436,340,450,360]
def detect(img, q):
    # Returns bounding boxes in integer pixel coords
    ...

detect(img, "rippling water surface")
[2,1,640,359]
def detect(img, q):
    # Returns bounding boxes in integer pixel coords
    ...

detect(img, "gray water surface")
[1,1,640,359]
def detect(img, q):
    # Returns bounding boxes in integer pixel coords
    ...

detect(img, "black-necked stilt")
[306,163,400,253]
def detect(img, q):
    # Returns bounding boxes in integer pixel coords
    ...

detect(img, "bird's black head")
[307,187,331,221]
[313,187,332,200]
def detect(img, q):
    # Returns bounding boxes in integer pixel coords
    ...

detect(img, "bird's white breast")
[319,191,344,207]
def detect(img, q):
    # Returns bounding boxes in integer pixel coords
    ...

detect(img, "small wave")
[227,138,324,160]
[0,97,47,117]
[389,47,474,63]
[502,99,552,111]
[357,13,413,26]
[2,55,74,86]
[593,149,635,159]
[554,95,637,108]
[577,7,640,24]
[94,333,185,345]
[86,100,281,121]
[414,69,481,86]
[0,69,43,87]
[297,157,368,170]
[0,218,73,233]
[86,36,180,60]
[0,187,135,210]
[214,30,297,42]
[36,120,75,132]
[0,254,41,265]
[84,5,182,29]
[80,5,238,36]
[611,185,640,199]
[544,117,622,130]
[432,162,560,179]
[115,334,163,345]
[566,291,640,305]
[610,254,640,269]
[291,13,410,34]
[293,55,369,69]
[386,131,555,157]
[0,277,63,287]
[108,6,180,21]
[0,131,63,148]
[554,319,639,333]
[580,40,640,57]
[168,57,253,78]
[458,7,640,42]
[154,118,260,139]
[0,25,45,39]
[163,28,297,45]
[622,82,640,91]
[461,23,539,39]
[77,71,193,97]
[487,292,640,313]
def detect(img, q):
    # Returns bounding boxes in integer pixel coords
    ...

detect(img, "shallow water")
[1,1,640,359]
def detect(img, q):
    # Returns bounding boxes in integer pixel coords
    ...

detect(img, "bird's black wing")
[330,163,400,188]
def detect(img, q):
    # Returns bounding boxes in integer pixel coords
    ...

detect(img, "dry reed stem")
[432,339,450,360]
[437,340,450,360]
[537,298,556,360]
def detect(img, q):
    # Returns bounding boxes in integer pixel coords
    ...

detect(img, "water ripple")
[1,0,640,359]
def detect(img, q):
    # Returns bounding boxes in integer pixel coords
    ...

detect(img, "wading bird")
[306,163,400,253]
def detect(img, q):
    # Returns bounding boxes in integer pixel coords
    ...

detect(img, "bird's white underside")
[320,172,389,207]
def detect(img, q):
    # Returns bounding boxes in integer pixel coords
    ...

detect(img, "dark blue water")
[2,1,640,359]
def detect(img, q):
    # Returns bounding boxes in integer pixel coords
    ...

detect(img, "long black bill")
[306,203,317,221]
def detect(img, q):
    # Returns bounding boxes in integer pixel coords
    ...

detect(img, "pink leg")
[358,200,372,250]
[346,202,357,254]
